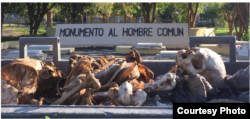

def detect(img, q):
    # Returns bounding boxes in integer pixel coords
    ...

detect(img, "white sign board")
[55,23,189,49]
[238,44,249,57]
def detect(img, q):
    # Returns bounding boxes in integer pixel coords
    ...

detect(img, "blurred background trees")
[1,2,249,40]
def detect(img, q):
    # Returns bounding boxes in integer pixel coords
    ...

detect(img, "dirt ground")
[2,28,29,36]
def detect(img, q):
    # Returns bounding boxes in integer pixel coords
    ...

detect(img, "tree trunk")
[47,9,53,28]
[84,13,87,24]
[187,4,190,26]
[146,4,150,23]
[222,3,238,37]
[17,16,20,27]
[124,15,126,23]
[72,15,75,24]
[107,15,109,23]
[29,20,34,35]
[103,15,105,23]
[27,3,55,35]
[1,5,4,35]
[187,3,199,27]
[151,3,156,23]
[235,3,249,41]
[142,3,156,23]
[81,15,83,24]
[228,23,234,36]
[67,16,71,24]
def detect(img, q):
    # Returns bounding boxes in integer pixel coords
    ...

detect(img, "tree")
[1,3,27,35]
[158,3,180,23]
[235,3,249,41]
[93,3,114,23]
[26,3,56,34]
[47,9,53,28]
[58,3,91,24]
[120,3,140,22]
[141,3,157,23]
[221,3,238,36]
[186,3,200,27]
[1,3,11,35]
[199,3,225,27]
[111,3,143,23]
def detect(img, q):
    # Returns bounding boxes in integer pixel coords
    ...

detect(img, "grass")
[1,33,47,42]
[3,24,57,29]
[215,27,250,36]
[3,24,29,29]
[1,24,54,42]
[13,28,47,35]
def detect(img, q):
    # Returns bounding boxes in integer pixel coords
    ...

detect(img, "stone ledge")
[115,46,133,54]
[1,41,19,50]
[116,45,166,55]
[1,105,173,118]
[8,41,19,49]
[154,51,178,60]
[199,44,229,55]
[2,42,10,50]
[42,48,75,55]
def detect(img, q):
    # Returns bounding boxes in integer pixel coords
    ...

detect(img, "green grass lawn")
[3,24,28,29]
[215,27,250,36]
[12,28,47,34]
[2,24,55,42]
[3,23,56,35]
[3,24,56,29]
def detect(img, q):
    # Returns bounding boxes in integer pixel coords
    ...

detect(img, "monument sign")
[55,23,189,49]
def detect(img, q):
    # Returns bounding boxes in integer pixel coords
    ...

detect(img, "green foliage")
[224,22,228,28]
[2,3,28,23]
[199,3,228,27]
[13,28,46,34]
[241,30,249,41]
[58,3,85,23]
[158,3,179,22]
[93,3,114,16]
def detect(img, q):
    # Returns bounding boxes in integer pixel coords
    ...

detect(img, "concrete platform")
[8,41,19,49]
[132,43,166,54]
[199,44,229,55]
[28,45,75,55]
[154,51,178,60]
[134,43,163,49]
[115,45,166,55]
[1,41,19,50]
[136,47,166,55]
[42,48,75,55]
[2,50,48,60]
[2,42,10,50]
[115,46,133,54]
[28,45,53,50]
[1,42,4,50]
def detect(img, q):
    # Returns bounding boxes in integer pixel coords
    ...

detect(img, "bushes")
[1,33,46,42]
[241,32,249,41]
